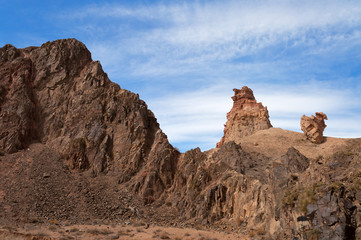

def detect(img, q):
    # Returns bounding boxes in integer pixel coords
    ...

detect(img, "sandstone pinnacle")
[217,86,272,147]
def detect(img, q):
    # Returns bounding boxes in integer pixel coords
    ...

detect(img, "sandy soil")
[0,223,248,240]
[237,128,352,159]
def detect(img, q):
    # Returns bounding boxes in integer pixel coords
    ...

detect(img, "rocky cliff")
[1,39,361,240]
[0,39,178,215]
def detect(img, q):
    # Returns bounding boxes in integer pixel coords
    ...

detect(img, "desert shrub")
[49,218,59,225]
[281,186,300,208]
[331,150,355,162]
[48,225,58,231]
[117,230,130,236]
[152,230,170,239]
[298,187,316,214]
[312,182,325,192]
[306,228,321,240]
[314,155,323,163]
[248,230,256,238]
[327,181,344,193]
[159,233,170,239]
[255,227,267,235]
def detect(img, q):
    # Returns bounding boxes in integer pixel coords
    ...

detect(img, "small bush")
[314,155,323,163]
[49,219,59,225]
[298,187,316,214]
[159,233,170,239]
[69,228,79,232]
[255,227,267,235]
[117,230,130,236]
[281,186,300,208]
[306,228,321,240]
[48,225,58,231]
[327,181,344,192]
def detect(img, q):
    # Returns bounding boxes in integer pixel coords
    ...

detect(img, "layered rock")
[300,112,327,143]
[217,86,272,147]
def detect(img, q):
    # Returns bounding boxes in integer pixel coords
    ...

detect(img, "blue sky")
[1,0,361,152]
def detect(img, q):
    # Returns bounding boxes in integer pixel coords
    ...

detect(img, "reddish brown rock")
[2,39,359,240]
[300,112,328,143]
[0,39,179,203]
[217,86,272,147]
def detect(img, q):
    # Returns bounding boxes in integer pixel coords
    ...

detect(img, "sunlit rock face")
[217,86,272,148]
[300,112,328,144]
[0,39,179,203]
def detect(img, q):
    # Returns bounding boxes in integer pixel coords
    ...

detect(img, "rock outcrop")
[300,112,328,143]
[217,86,272,147]
[0,39,178,203]
[1,39,361,240]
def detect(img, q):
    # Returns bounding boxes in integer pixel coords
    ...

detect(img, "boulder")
[300,112,328,144]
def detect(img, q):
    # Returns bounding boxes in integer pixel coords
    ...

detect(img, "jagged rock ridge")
[1,39,361,240]
[217,86,272,148]
[0,39,178,204]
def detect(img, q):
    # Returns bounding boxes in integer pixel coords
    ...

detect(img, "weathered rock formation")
[0,39,178,204]
[217,86,272,147]
[300,112,328,143]
[1,39,360,240]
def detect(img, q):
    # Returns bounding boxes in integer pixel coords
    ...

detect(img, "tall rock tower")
[217,86,272,147]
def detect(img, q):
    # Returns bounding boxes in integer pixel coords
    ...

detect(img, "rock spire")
[217,86,272,147]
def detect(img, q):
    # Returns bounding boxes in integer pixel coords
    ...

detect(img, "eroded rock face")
[217,86,272,148]
[0,39,178,202]
[300,112,328,144]
[1,39,361,240]
[307,190,356,240]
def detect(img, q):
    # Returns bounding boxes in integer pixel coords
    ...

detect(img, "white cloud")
[148,81,361,151]
[78,0,361,78]
[60,1,361,151]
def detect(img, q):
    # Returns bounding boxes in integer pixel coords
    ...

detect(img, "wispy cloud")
[55,0,361,151]
[70,0,361,79]
[148,81,361,151]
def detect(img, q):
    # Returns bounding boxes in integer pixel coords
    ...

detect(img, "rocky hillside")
[1,39,361,240]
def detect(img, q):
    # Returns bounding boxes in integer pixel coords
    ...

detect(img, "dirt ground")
[237,127,350,159]
[0,223,248,240]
